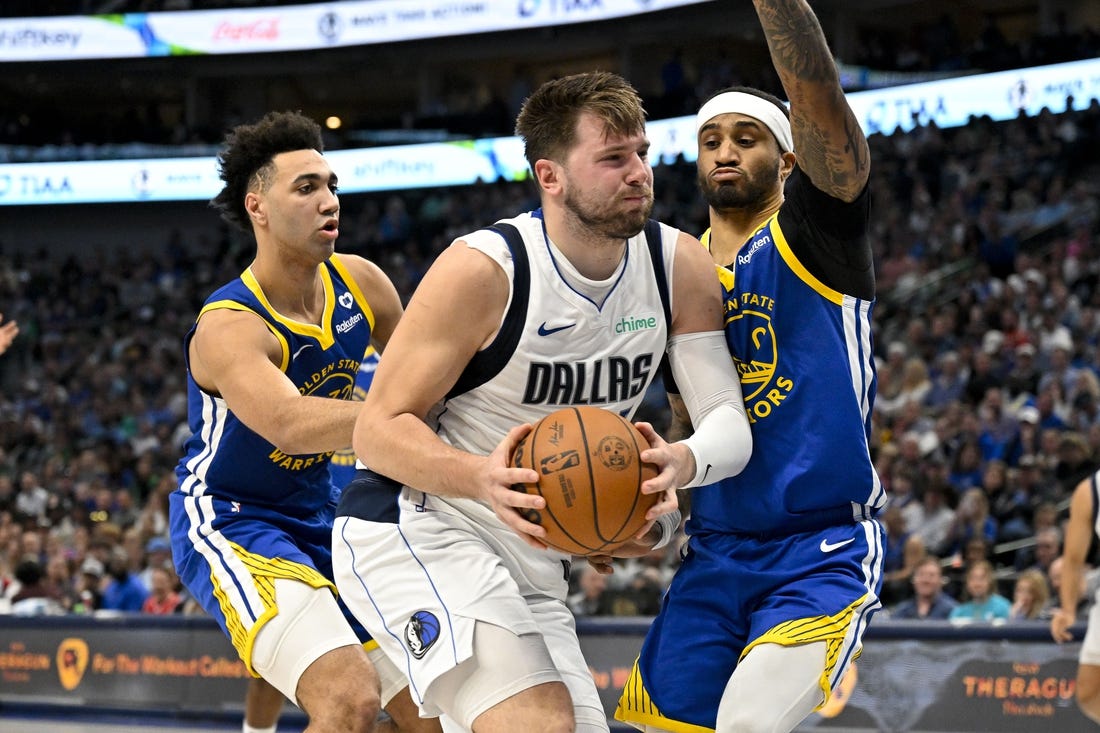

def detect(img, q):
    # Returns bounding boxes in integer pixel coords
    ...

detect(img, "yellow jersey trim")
[241,266,338,350]
[331,254,376,333]
[197,300,291,372]
[770,217,844,305]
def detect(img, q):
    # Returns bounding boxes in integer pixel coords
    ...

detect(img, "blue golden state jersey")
[175,257,373,514]
[694,212,885,536]
[329,345,379,491]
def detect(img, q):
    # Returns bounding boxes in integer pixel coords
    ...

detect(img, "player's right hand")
[1050,608,1075,644]
[484,423,548,550]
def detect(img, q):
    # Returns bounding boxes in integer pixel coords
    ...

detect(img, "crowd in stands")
[2,92,1099,625]
[850,10,1100,75]
[3,6,1099,162]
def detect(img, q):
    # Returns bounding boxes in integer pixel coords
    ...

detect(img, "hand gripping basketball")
[509,406,659,556]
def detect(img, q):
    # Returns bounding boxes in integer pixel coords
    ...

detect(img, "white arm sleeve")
[667,330,752,488]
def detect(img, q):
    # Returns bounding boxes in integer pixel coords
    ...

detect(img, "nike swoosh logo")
[537,322,575,337]
[700,463,713,483]
[820,538,856,553]
[291,344,314,359]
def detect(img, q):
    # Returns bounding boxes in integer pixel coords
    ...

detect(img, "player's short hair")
[515,70,647,173]
[210,110,324,232]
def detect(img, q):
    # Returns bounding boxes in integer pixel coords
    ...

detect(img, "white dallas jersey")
[410,209,676,530]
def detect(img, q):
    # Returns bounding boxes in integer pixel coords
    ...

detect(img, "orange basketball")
[510,406,659,556]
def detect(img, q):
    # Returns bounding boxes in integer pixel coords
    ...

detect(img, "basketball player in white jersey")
[333,71,752,733]
[1051,469,1100,722]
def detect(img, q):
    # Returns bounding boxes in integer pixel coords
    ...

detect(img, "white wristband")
[652,509,682,550]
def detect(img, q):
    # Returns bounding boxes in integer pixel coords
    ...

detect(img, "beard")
[697,157,779,212]
[563,186,653,240]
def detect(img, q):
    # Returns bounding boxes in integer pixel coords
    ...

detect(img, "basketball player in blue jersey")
[1051,469,1100,723]
[169,110,438,733]
[333,71,752,733]
[616,2,885,732]
[241,345,387,733]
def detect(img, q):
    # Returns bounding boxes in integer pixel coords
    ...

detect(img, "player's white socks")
[242,725,277,733]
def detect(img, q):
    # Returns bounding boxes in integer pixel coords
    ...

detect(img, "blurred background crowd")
[1,0,1099,628]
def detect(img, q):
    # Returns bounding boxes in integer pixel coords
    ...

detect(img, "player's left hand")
[635,421,693,503]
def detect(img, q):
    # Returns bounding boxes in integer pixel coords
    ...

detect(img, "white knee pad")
[716,642,827,733]
[427,621,561,730]
[367,644,407,709]
[251,578,360,704]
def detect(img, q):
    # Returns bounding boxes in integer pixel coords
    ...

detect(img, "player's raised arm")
[753,0,869,201]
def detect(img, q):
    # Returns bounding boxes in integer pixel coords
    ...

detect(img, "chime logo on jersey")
[613,313,658,335]
[522,354,653,406]
[404,611,440,659]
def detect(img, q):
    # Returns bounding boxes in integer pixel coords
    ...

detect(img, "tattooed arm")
[752,0,869,202]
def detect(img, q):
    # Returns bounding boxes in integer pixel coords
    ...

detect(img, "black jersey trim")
[335,468,403,523]
[644,219,673,330]
[446,222,531,399]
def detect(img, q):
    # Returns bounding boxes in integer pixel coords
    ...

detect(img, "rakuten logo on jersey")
[336,312,364,334]
[212,18,280,42]
[518,0,604,19]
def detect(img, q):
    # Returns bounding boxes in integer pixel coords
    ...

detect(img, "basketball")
[510,406,659,556]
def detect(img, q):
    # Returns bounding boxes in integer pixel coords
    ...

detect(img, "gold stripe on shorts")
[211,541,335,675]
[742,593,870,711]
[615,658,716,733]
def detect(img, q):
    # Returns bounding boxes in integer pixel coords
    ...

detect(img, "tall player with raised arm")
[616,1,885,731]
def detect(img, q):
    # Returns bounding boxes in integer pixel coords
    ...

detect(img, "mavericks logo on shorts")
[404,610,440,659]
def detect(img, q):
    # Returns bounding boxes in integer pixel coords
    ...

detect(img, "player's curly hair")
[210,110,324,232]
[515,71,646,174]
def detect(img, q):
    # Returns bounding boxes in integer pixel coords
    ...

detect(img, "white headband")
[695,91,794,153]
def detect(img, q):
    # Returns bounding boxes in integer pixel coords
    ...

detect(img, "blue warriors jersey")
[329,346,379,491]
[693,197,885,537]
[617,173,884,733]
[175,257,373,514]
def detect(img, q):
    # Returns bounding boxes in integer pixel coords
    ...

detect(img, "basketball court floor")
[0,709,304,733]
[0,711,857,733]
